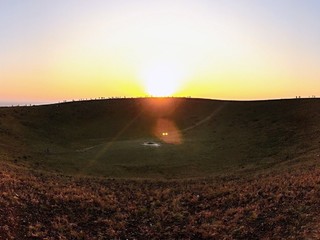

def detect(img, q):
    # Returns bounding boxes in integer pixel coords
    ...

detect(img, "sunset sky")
[1,0,320,104]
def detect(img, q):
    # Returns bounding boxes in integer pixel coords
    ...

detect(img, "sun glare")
[141,63,185,97]
[154,118,182,144]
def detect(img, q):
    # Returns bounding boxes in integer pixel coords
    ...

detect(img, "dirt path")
[181,103,226,133]
[76,144,104,152]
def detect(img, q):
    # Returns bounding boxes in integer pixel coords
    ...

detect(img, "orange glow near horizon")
[1,1,320,103]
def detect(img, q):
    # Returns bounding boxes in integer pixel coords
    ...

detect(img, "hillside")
[0,158,319,239]
[1,98,320,239]
[1,97,320,178]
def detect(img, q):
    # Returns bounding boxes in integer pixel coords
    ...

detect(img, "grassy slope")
[0,159,319,239]
[1,97,320,178]
[1,98,320,239]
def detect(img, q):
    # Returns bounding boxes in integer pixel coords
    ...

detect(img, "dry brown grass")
[1,98,320,238]
[0,161,319,239]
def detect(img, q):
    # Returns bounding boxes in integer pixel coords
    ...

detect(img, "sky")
[0,0,320,104]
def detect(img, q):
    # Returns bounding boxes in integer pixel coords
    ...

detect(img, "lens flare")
[154,118,182,144]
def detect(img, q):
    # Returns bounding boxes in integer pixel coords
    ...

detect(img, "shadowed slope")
[0,98,320,178]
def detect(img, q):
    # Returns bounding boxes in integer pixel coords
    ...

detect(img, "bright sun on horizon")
[141,62,185,97]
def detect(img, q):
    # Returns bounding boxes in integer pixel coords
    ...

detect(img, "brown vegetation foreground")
[0,161,319,239]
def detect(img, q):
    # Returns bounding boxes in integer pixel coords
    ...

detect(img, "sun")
[146,78,178,97]
[141,62,184,97]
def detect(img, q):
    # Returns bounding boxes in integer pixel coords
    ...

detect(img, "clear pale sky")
[1,0,320,104]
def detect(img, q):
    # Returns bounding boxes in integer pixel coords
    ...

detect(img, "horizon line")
[0,95,318,107]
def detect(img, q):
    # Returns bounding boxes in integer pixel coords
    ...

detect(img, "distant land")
[0,101,49,107]
[0,95,317,107]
